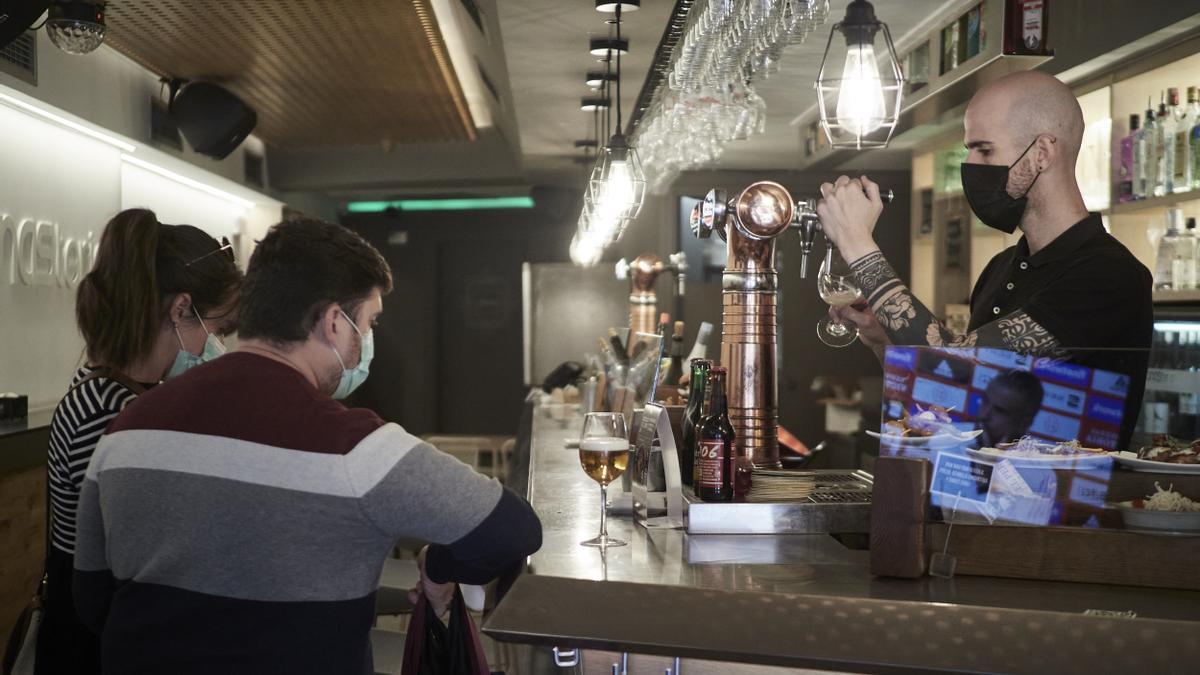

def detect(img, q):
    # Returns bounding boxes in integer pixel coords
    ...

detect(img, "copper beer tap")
[692,182,795,468]
[693,183,895,467]
[615,252,688,339]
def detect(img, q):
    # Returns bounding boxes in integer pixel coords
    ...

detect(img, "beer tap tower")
[615,252,688,338]
[692,182,795,468]
[693,184,895,468]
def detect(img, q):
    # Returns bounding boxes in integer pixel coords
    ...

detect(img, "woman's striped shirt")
[47,366,140,554]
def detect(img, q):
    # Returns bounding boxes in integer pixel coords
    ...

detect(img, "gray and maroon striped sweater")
[73,352,541,675]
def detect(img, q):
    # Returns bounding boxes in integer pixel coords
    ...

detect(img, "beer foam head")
[579,436,629,452]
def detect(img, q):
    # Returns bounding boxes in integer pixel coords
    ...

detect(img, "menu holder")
[631,403,684,529]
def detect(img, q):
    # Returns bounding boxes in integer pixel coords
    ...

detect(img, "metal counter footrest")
[684,469,872,534]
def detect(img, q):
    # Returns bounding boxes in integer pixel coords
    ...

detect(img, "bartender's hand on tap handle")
[816,175,886,264]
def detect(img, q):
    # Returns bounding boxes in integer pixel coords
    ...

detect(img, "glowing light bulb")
[835,42,886,136]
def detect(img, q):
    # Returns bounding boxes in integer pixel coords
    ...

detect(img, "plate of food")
[966,437,1113,468]
[867,405,983,448]
[1114,483,1200,533]
[1112,435,1200,475]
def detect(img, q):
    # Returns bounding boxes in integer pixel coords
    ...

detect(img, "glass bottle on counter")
[680,358,711,488]
[1136,102,1155,200]
[661,321,686,389]
[697,367,735,503]
[1119,114,1139,203]
[1175,87,1199,193]
[1176,217,1199,291]
[684,321,713,363]
[1154,208,1183,291]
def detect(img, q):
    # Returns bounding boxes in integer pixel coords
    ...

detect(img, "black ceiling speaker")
[0,1,50,50]
[168,80,257,160]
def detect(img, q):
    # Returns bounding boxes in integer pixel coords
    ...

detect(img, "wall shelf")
[1110,191,1200,216]
[1153,290,1200,304]
[1145,368,1200,395]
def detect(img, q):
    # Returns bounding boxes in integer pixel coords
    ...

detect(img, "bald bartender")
[819,71,1153,446]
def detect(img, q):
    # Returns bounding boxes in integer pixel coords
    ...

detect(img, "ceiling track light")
[580,97,611,112]
[46,0,107,55]
[589,37,629,57]
[815,0,904,149]
[595,0,640,12]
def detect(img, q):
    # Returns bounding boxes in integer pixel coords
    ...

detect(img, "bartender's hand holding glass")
[816,246,862,348]
[816,175,885,263]
[578,412,631,548]
[409,545,455,617]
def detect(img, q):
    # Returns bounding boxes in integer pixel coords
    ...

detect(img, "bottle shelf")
[1153,290,1200,304]
[1108,190,1200,216]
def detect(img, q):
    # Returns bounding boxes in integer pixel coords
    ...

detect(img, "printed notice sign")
[931,453,993,507]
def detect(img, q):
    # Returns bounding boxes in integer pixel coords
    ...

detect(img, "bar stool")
[421,435,513,480]
[375,557,420,620]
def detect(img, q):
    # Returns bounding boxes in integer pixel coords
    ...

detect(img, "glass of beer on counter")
[578,412,631,548]
[816,245,862,348]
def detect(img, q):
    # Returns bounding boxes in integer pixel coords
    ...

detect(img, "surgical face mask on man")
[960,137,1043,234]
[165,307,226,380]
[329,309,374,400]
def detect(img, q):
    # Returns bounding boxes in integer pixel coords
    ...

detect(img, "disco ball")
[46,2,107,56]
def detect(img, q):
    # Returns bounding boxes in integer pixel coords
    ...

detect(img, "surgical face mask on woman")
[164,307,226,380]
[329,309,374,400]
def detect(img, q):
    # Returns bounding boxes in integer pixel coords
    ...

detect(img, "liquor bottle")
[680,358,711,488]
[1192,98,1200,190]
[1119,114,1139,203]
[1137,102,1156,200]
[1154,208,1183,291]
[1155,94,1172,197]
[1176,217,1199,291]
[1004,0,1049,56]
[684,321,714,363]
[1176,87,1199,193]
[661,321,686,387]
[697,367,735,503]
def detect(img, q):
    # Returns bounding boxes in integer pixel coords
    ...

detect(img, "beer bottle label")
[698,439,725,488]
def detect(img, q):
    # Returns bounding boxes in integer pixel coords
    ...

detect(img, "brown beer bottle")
[697,367,735,502]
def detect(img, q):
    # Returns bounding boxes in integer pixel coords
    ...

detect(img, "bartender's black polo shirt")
[969,212,1153,448]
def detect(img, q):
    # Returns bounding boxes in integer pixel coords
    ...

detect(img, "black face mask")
[960,138,1041,235]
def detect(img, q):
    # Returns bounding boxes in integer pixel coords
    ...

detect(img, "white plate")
[1113,455,1200,475]
[965,447,1113,469]
[866,429,983,448]
[1116,503,1200,533]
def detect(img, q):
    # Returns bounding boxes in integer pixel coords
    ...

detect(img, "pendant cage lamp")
[595,0,640,11]
[589,37,629,56]
[586,71,617,88]
[588,133,646,242]
[815,0,904,149]
[580,97,611,112]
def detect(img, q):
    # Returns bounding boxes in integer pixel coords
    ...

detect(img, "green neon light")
[346,196,535,213]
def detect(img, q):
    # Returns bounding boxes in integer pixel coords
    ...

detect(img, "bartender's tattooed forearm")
[849,252,1064,356]
[849,252,904,305]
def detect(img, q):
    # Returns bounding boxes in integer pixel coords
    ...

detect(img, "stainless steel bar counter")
[483,408,1200,673]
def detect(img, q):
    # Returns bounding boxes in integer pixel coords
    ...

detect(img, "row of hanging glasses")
[634,0,829,192]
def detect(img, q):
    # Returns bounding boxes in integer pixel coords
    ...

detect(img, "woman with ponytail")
[34,208,241,675]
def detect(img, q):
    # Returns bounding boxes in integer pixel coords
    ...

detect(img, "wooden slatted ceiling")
[104,0,477,147]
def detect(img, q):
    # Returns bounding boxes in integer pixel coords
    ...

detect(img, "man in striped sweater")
[73,219,542,674]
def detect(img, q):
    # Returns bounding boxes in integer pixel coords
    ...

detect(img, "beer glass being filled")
[578,412,631,548]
